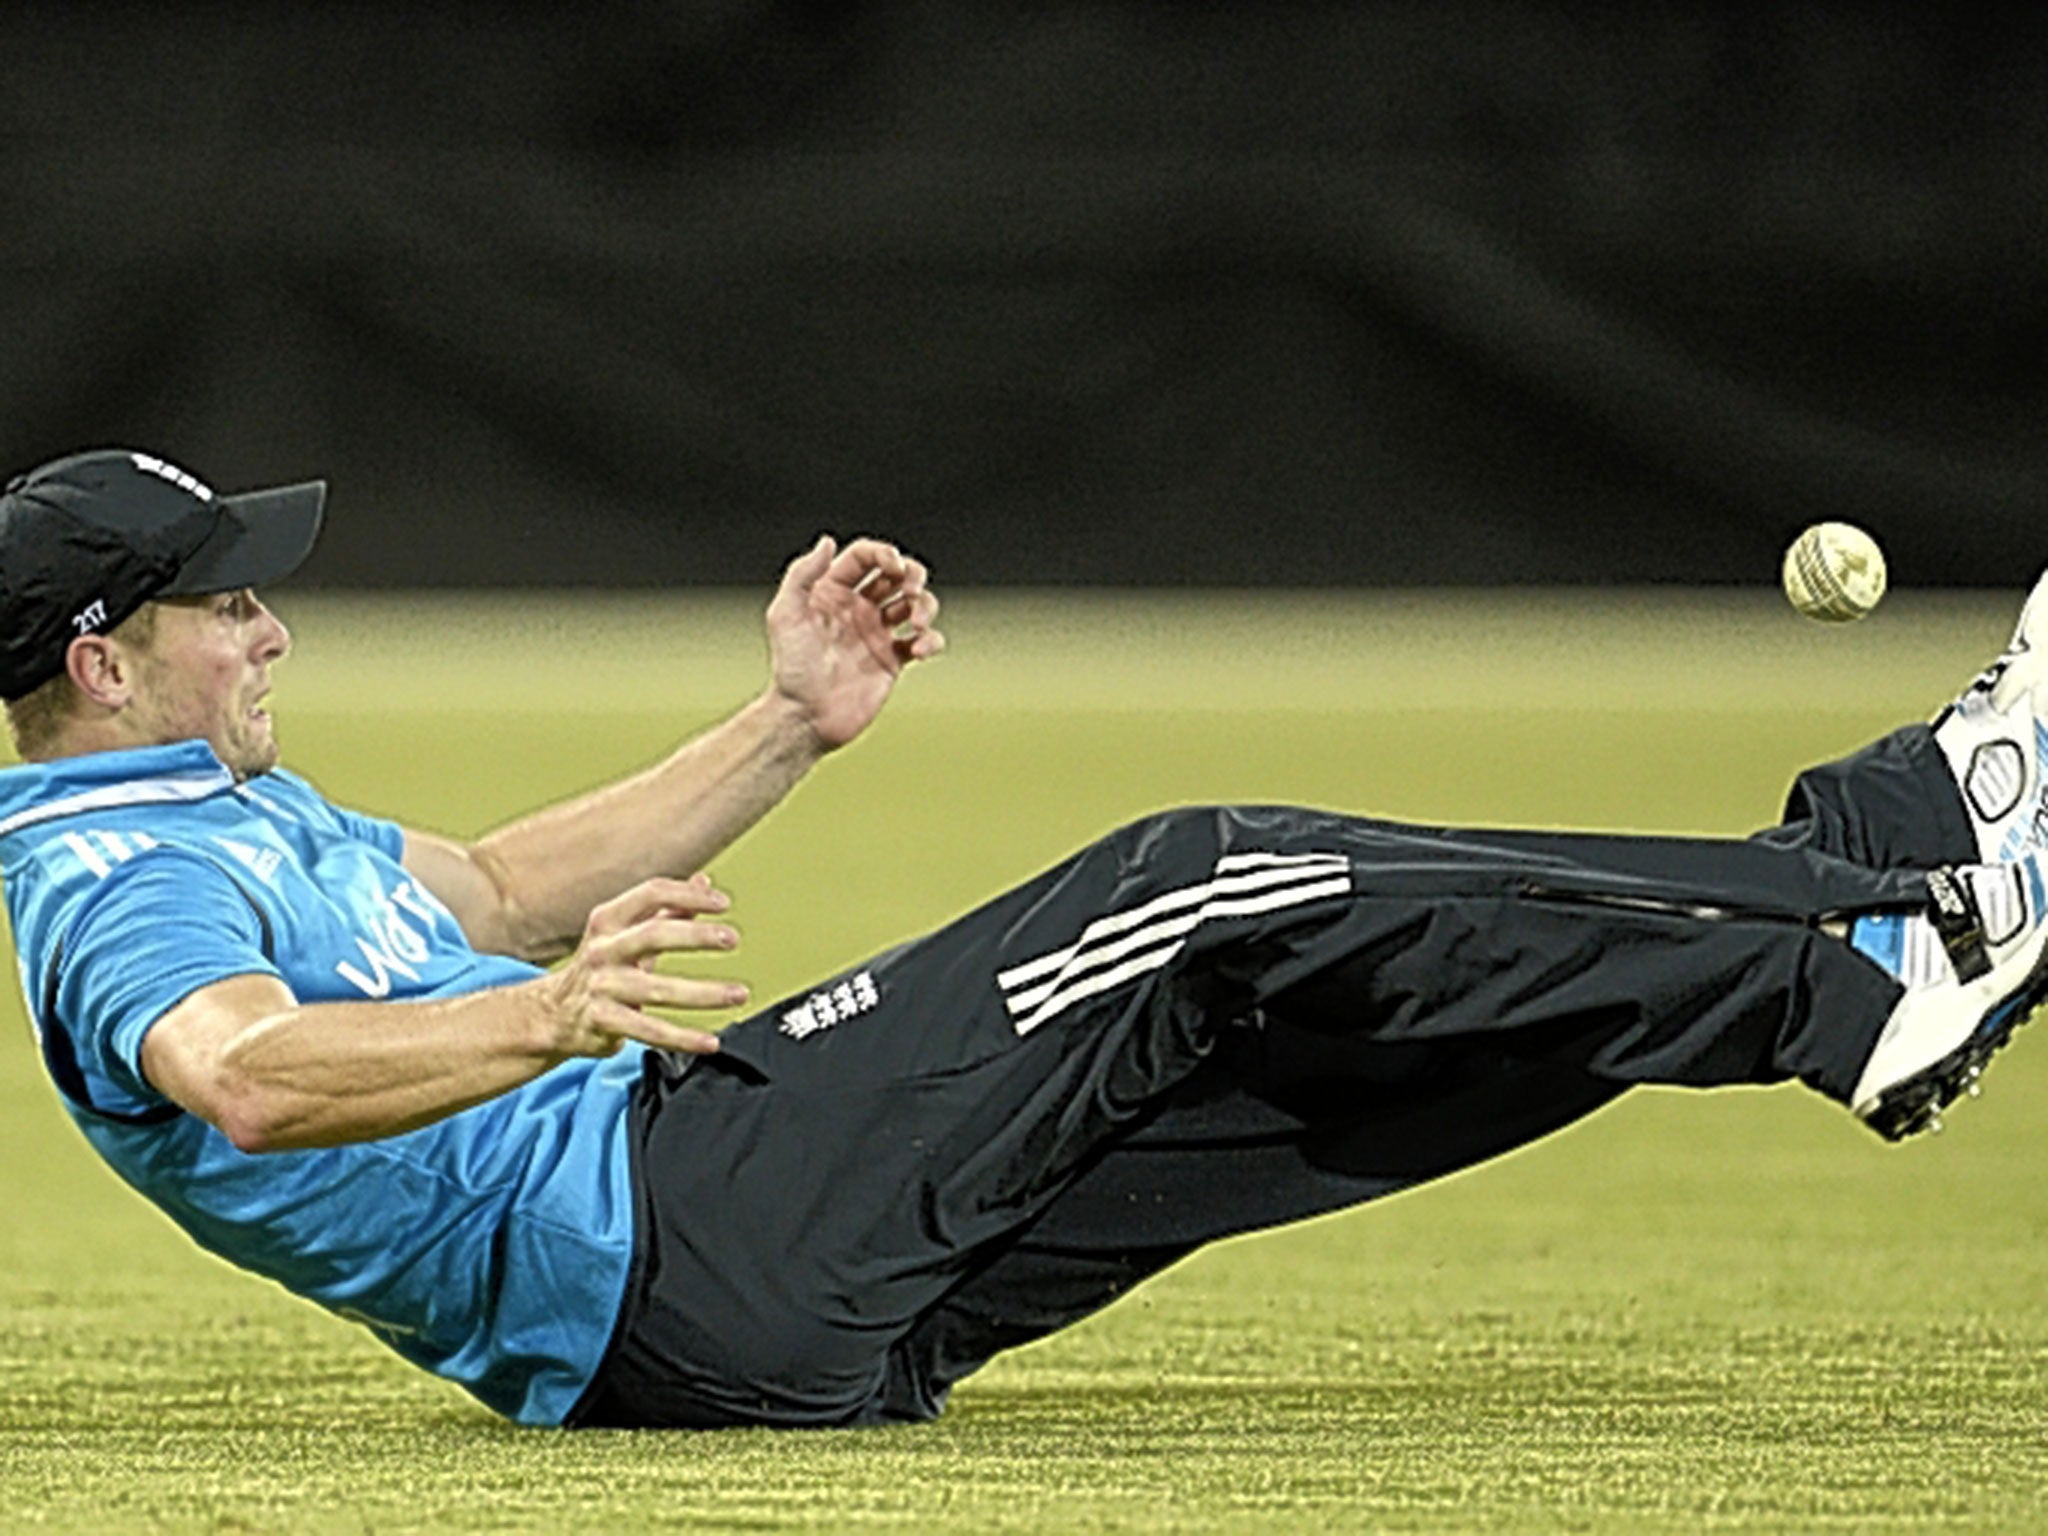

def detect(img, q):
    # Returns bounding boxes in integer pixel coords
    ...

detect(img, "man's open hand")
[766,535,944,751]
[542,875,742,1058]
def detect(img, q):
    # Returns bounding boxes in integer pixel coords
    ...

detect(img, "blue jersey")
[0,740,643,1425]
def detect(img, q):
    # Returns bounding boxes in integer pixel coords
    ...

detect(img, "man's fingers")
[604,968,751,1013]
[879,585,944,657]
[765,536,838,626]
[897,625,946,662]
[554,875,750,1060]
[829,537,913,592]
[864,555,928,598]
[587,999,725,1055]
[596,916,743,965]
[797,536,939,634]
[884,586,939,629]
[787,534,837,587]
[605,874,731,916]
[585,875,733,935]
[871,561,932,620]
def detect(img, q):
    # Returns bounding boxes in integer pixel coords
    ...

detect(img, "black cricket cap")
[0,449,325,701]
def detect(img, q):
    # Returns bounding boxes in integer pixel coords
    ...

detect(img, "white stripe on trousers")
[998,850,1352,1037]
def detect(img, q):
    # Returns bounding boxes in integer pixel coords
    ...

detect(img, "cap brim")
[161,480,326,595]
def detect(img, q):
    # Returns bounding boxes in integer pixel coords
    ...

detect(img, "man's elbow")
[471,859,569,962]
[193,1043,303,1153]
[141,979,313,1153]
[204,1074,296,1155]
[145,1047,290,1152]
[424,841,550,960]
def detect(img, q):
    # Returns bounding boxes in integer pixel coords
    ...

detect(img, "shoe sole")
[1859,946,2048,1141]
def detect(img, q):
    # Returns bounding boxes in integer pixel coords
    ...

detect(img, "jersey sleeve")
[47,848,285,1116]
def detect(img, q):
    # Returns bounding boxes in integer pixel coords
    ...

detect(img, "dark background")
[4,3,2043,589]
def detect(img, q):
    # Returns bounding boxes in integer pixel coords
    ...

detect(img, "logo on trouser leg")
[780,970,880,1039]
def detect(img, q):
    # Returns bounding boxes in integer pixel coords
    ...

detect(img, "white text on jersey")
[336,879,447,998]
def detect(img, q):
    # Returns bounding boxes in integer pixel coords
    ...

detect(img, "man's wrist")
[755,685,837,761]
[520,973,580,1062]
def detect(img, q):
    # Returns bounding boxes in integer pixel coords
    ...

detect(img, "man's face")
[122,590,291,779]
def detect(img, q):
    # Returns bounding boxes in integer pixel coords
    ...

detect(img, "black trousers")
[567,725,1977,1430]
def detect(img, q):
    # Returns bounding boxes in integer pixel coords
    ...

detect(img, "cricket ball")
[1782,522,1887,623]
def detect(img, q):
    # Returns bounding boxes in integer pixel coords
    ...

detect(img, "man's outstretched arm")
[403,536,943,961]
[140,877,740,1151]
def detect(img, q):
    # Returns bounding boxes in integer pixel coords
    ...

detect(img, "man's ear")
[65,634,133,710]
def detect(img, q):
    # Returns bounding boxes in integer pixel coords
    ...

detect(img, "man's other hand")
[543,875,742,1058]
[765,535,944,751]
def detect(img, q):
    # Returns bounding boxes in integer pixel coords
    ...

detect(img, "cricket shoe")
[1933,568,2048,862]
[1850,858,2048,1142]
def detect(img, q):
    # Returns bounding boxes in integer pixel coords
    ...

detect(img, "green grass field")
[3,590,2045,1534]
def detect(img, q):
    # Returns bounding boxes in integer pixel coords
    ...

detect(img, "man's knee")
[1100,804,1295,871]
